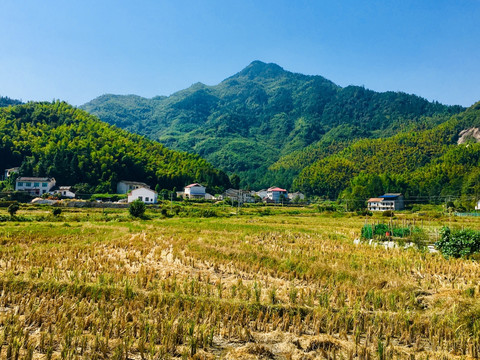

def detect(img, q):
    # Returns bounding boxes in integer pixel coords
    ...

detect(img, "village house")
[256,189,268,200]
[183,183,206,199]
[52,186,76,198]
[127,187,158,204]
[15,177,56,196]
[267,187,288,203]
[221,188,255,203]
[288,191,305,202]
[117,180,150,194]
[367,193,404,211]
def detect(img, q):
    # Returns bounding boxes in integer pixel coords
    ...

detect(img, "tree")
[230,174,240,189]
[129,199,146,218]
[7,203,19,218]
[52,208,62,216]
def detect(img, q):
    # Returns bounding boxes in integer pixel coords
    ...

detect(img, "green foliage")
[0,101,230,193]
[0,96,22,107]
[435,226,480,258]
[128,200,146,218]
[7,203,19,217]
[296,102,480,200]
[52,208,62,216]
[361,223,421,240]
[81,61,462,190]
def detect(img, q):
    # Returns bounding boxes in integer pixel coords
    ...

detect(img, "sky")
[0,0,479,107]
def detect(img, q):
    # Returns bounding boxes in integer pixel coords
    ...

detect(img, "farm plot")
[0,211,479,359]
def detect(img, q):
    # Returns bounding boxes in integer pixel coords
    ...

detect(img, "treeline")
[0,101,231,194]
[0,96,22,107]
[294,102,480,208]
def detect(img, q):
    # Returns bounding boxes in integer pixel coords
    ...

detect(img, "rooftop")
[185,183,204,188]
[268,187,287,192]
[17,177,55,182]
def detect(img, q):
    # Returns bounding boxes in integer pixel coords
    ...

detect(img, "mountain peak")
[235,60,286,79]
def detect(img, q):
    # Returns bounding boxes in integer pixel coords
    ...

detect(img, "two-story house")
[367,193,404,211]
[15,177,56,196]
[184,183,206,199]
[267,187,288,203]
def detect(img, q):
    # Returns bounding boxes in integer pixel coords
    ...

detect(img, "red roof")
[185,183,204,188]
[268,187,287,192]
[367,198,384,202]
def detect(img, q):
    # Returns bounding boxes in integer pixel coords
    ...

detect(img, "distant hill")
[0,96,22,107]
[294,102,480,207]
[81,61,463,189]
[0,101,230,193]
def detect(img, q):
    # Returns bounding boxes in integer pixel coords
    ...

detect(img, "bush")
[129,200,146,218]
[382,210,394,217]
[7,203,19,217]
[52,208,62,216]
[435,226,480,258]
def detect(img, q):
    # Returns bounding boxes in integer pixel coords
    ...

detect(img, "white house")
[367,194,405,211]
[117,180,150,194]
[53,186,76,198]
[15,177,56,196]
[128,187,158,204]
[256,189,268,199]
[267,187,288,203]
[184,183,206,199]
[475,200,480,211]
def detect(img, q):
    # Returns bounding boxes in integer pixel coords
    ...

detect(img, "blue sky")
[0,0,479,106]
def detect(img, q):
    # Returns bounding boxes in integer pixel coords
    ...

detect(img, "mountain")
[294,102,480,207]
[81,61,463,189]
[0,101,230,193]
[0,96,22,107]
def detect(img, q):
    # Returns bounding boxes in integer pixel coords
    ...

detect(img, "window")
[25,182,31,187]
[17,182,23,186]
[145,197,149,202]
[138,196,143,201]
[42,183,48,187]
[34,182,39,187]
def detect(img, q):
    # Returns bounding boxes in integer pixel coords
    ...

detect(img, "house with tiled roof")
[117,180,150,194]
[184,183,206,199]
[367,193,404,211]
[15,177,56,196]
[267,186,288,203]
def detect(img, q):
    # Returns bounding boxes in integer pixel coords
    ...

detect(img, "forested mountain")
[82,61,463,189]
[0,101,230,193]
[294,102,480,207]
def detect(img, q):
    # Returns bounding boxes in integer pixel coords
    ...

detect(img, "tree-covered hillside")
[294,102,480,206]
[82,61,463,189]
[0,102,230,193]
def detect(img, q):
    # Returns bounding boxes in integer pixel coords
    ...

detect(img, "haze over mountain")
[82,61,464,190]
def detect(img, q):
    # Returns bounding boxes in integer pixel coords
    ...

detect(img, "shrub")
[52,208,62,216]
[129,200,146,218]
[382,210,394,217]
[435,226,480,258]
[7,203,19,217]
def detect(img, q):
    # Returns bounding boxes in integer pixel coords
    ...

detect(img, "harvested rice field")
[0,205,479,359]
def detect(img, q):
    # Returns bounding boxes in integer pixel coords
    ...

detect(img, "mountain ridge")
[81,61,464,189]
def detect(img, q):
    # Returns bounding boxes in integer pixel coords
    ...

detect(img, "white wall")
[128,187,157,204]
